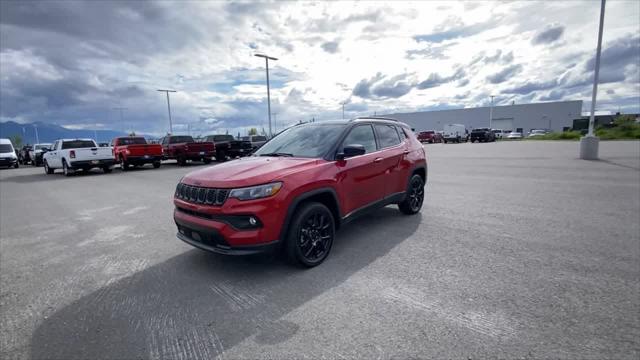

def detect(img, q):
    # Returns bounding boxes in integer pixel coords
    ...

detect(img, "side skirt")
[341,191,406,225]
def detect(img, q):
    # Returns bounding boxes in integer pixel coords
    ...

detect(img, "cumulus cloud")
[321,41,340,54]
[486,64,523,84]
[352,73,415,99]
[532,24,565,45]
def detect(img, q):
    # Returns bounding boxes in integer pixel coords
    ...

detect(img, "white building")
[382,100,583,133]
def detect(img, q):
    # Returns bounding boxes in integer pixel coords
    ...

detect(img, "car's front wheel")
[286,202,335,268]
[44,161,54,174]
[398,174,425,215]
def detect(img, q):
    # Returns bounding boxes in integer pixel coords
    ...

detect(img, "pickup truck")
[43,139,115,176]
[203,134,253,161]
[112,136,163,170]
[240,135,268,150]
[29,143,53,166]
[470,128,496,143]
[160,135,215,166]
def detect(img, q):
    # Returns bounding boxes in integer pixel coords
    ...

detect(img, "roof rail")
[356,116,399,122]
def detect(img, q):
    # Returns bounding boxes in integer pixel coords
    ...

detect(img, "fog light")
[249,217,257,226]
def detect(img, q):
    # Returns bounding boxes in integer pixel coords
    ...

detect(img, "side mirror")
[336,144,366,160]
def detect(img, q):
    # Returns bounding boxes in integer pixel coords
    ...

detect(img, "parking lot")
[1,140,639,359]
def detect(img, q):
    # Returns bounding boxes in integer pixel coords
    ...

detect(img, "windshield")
[62,140,96,149]
[254,123,346,158]
[35,144,51,150]
[118,137,147,145]
[0,144,13,153]
[170,136,195,144]
[252,136,267,141]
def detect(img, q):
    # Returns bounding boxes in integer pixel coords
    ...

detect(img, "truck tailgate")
[126,144,163,156]
[74,147,114,161]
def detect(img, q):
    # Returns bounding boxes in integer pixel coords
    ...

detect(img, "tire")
[120,157,129,171]
[62,160,71,176]
[44,161,54,174]
[14,162,19,168]
[103,166,112,173]
[153,161,161,168]
[285,202,335,268]
[444,140,448,144]
[203,157,212,164]
[177,157,186,166]
[398,174,425,215]
[216,150,226,162]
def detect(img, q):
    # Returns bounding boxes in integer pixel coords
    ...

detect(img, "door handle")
[403,150,410,155]
[373,158,383,163]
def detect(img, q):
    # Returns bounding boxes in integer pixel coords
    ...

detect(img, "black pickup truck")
[204,135,253,161]
[470,128,496,143]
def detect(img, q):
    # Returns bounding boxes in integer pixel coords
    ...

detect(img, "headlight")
[228,182,282,201]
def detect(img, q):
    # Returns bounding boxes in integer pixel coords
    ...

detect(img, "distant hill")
[0,121,129,145]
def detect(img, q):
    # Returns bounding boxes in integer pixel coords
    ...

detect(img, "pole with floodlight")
[254,53,278,138]
[157,89,177,134]
[580,0,606,160]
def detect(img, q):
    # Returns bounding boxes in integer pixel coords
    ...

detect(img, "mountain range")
[0,121,130,145]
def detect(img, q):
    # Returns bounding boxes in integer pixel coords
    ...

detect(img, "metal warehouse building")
[382,100,583,133]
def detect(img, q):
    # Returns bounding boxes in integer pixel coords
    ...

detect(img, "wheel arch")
[279,187,342,241]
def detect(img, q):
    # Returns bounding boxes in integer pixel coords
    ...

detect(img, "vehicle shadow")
[1,169,111,183]
[30,207,421,359]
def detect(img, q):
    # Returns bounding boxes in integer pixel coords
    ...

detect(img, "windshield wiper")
[259,152,294,157]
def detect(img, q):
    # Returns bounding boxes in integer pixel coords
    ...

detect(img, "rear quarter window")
[374,124,401,148]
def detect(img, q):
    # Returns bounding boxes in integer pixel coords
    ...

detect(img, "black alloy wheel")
[399,174,425,215]
[286,202,335,267]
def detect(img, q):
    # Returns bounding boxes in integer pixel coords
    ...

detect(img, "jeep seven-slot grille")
[175,183,229,206]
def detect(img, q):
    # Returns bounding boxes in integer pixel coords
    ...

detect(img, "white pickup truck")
[43,139,115,176]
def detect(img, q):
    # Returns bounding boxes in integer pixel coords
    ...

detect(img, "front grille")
[175,183,229,206]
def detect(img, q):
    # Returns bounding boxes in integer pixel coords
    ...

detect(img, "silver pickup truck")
[43,139,115,176]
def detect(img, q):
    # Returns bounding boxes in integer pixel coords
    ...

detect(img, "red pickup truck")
[112,136,163,170]
[161,135,215,166]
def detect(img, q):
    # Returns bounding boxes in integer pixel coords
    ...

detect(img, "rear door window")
[342,125,377,154]
[62,140,95,149]
[374,124,401,148]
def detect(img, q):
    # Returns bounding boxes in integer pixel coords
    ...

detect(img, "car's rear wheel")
[398,174,425,215]
[286,202,335,268]
[203,157,212,164]
[120,157,129,171]
[62,160,71,177]
[177,156,186,166]
[153,161,161,168]
[216,150,226,162]
[103,166,112,173]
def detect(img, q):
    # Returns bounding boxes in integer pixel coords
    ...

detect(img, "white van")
[443,124,468,143]
[0,138,19,168]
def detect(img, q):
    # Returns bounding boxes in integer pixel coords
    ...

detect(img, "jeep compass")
[173,117,427,267]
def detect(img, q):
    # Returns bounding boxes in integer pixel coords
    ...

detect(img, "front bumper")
[175,217,280,255]
[173,194,286,250]
[69,159,115,168]
[0,157,17,166]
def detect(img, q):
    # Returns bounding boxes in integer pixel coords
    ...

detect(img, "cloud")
[585,34,639,72]
[539,89,566,101]
[416,67,466,89]
[486,64,523,84]
[532,24,565,45]
[503,79,558,95]
[352,73,415,99]
[413,16,496,43]
[321,41,340,54]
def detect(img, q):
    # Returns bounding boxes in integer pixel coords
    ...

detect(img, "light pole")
[113,107,127,133]
[341,102,346,119]
[489,95,495,129]
[272,112,277,133]
[580,0,606,160]
[33,124,39,144]
[157,89,177,134]
[254,53,278,138]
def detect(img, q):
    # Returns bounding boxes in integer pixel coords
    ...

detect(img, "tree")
[9,135,22,148]
[248,128,258,136]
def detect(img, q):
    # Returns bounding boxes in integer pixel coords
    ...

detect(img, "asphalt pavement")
[1,140,639,359]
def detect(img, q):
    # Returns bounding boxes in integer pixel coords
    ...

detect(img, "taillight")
[70,150,76,159]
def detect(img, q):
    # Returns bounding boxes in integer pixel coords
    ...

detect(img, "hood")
[182,156,322,188]
[1,152,17,158]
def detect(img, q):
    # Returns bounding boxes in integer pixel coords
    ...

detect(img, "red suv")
[173,118,427,267]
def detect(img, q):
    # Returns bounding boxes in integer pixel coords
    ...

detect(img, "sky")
[1,0,639,137]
